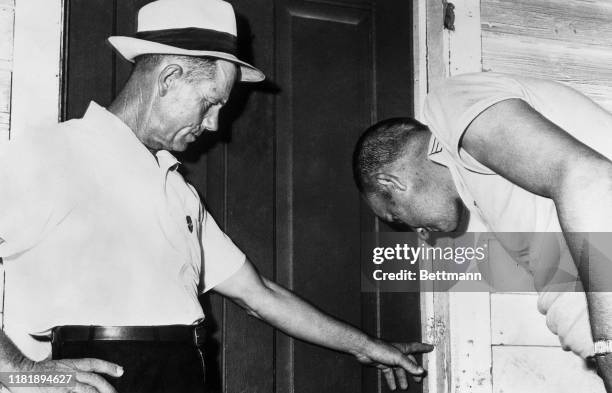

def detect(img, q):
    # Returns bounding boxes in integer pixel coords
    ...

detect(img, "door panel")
[276,3,371,392]
[62,0,419,392]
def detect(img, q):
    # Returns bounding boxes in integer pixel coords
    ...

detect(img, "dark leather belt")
[51,324,205,347]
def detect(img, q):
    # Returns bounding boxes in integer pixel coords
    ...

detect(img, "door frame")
[10,0,64,140]
[1,0,64,332]
[415,1,494,393]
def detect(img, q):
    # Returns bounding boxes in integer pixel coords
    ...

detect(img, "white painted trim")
[412,0,427,121]
[448,0,483,75]
[418,1,489,392]
[10,0,64,140]
[443,3,490,392]
[417,1,451,392]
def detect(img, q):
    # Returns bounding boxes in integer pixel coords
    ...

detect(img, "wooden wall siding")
[481,0,612,112]
[0,0,14,140]
[490,293,559,347]
[422,0,612,391]
[491,346,603,393]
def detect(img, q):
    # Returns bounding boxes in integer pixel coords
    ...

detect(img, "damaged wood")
[443,0,455,30]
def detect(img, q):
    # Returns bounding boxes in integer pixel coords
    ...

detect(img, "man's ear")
[373,173,408,192]
[158,64,184,97]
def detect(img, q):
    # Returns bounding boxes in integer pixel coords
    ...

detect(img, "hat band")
[134,27,237,56]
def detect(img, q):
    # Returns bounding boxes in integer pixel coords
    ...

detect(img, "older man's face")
[152,59,237,152]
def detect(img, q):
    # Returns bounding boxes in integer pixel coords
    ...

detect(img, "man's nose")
[202,112,219,132]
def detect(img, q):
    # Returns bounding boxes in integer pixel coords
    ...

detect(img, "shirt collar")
[82,101,181,173]
[426,134,482,222]
[427,134,450,167]
[156,150,180,172]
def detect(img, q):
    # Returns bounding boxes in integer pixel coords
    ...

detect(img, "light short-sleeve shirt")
[423,72,612,262]
[423,72,612,358]
[0,102,245,359]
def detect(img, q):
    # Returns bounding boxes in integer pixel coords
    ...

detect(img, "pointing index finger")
[404,343,434,353]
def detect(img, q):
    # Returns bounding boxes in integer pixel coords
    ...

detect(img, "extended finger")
[71,359,124,377]
[394,367,409,390]
[404,343,434,354]
[76,371,117,393]
[407,355,423,383]
[397,353,424,376]
[382,367,397,391]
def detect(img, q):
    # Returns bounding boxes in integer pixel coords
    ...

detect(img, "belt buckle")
[193,325,205,347]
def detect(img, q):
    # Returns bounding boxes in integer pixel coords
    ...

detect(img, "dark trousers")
[52,336,206,393]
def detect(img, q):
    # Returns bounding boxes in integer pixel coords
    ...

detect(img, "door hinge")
[443,0,456,31]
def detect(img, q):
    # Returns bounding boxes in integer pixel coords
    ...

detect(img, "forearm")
[556,163,612,388]
[215,261,430,388]
[565,232,612,387]
[556,162,612,335]
[249,278,375,357]
[0,329,31,383]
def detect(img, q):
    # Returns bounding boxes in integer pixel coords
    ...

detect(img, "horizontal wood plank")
[0,5,14,61]
[0,111,8,125]
[482,30,612,112]
[0,112,9,141]
[0,70,11,113]
[482,0,612,48]
[0,60,11,72]
[492,346,604,393]
[491,293,560,346]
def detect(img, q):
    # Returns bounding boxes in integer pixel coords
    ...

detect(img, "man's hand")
[10,357,123,393]
[354,340,433,391]
[215,262,433,390]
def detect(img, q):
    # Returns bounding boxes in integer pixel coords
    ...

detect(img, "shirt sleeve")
[422,72,528,174]
[0,136,72,258]
[199,209,246,292]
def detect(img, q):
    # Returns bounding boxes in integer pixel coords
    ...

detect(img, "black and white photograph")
[1,0,612,392]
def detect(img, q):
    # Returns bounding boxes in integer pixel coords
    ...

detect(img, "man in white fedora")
[0,0,432,392]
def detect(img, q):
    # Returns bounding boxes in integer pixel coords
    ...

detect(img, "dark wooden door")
[62,1,420,392]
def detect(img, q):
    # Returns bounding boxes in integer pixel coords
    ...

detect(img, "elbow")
[554,156,612,199]
[234,278,278,321]
[233,296,264,320]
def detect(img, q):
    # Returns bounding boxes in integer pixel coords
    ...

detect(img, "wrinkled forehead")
[193,59,237,101]
[210,60,237,96]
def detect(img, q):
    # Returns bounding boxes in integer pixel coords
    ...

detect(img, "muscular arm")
[214,260,433,390]
[462,98,612,389]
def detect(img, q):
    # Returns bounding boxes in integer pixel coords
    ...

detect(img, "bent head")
[353,118,464,233]
[119,54,238,152]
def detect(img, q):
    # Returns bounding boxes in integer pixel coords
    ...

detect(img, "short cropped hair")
[353,117,429,193]
[133,54,217,82]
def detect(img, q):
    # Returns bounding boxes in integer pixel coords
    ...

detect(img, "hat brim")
[108,36,265,82]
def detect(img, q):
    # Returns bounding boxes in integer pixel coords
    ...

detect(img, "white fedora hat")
[108,0,265,82]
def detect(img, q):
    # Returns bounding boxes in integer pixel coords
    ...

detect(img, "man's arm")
[462,98,612,390]
[214,260,433,391]
[0,329,123,393]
